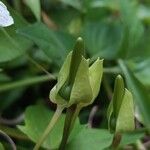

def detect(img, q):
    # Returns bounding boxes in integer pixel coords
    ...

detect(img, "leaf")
[127,59,150,87]
[0,143,4,150]
[17,22,74,67]
[118,0,144,58]
[66,128,114,150]
[18,105,83,149]
[24,0,41,21]
[0,1,32,63]
[60,0,82,10]
[119,59,150,129]
[0,73,11,83]
[120,131,145,147]
[83,21,122,60]
[138,5,150,24]
[66,127,144,150]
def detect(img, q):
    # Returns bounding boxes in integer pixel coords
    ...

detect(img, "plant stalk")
[59,104,81,150]
[33,106,64,150]
[110,133,122,149]
[0,130,16,150]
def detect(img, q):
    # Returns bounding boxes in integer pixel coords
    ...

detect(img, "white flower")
[0,1,14,27]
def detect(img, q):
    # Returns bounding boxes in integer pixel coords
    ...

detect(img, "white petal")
[0,1,14,27]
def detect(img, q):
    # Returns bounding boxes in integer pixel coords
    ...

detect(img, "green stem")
[33,106,64,150]
[0,124,28,141]
[13,0,22,13]
[103,76,113,100]
[70,105,82,131]
[0,75,54,92]
[0,130,16,150]
[104,67,121,74]
[59,105,81,150]
[110,133,122,149]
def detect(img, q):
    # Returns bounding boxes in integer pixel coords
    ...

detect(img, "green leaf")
[66,127,144,150]
[0,143,4,150]
[0,73,11,83]
[118,0,144,58]
[24,0,41,21]
[120,131,145,147]
[60,0,82,10]
[127,59,150,87]
[66,128,114,150]
[18,105,83,149]
[0,2,32,63]
[17,22,74,67]
[83,21,122,60]
[119,59,150,129]
[116,89,135,132]
[138,5,150,24]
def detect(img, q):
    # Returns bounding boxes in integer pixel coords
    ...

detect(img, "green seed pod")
[49,37,103,108]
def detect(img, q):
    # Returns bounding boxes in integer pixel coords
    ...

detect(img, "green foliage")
[0,3,32,63]
[119,60,150,129]
[0,143,4,150]
[17,22,74,67]
[18,105,83,149]
[24,0,41,21]
[0,0,150,149]
[83,21,122,60]
[66,128,113,150]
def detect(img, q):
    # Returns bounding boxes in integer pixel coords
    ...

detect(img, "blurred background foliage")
[0,0,150,149]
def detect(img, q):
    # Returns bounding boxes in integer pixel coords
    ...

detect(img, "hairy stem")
[33,106,64,150]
